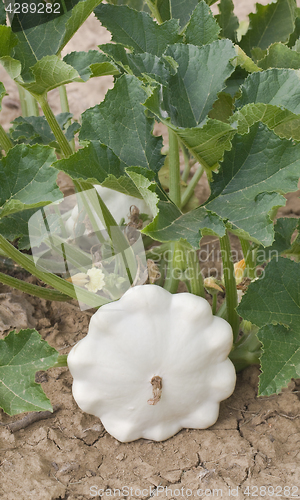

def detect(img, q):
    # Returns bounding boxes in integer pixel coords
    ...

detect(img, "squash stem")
[59,84,75,153]
[168,128,181,208]
[229,330,261,372]
[36,94,73,158]
[180,164,204,209]
[163,242,180,293]
[219,230,240,341]
[0,123,13,154]
[186,249,205,298]
[239,238,256,280]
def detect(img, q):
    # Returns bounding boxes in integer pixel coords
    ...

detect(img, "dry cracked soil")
[1,1,300,499]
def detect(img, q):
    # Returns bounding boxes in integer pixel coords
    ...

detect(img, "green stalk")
[212,294,217,315]
[36,94,73,158]
[239,238,256,280]
[180,165,204,209]
[0,235,108,308]
[52,354,68,367]
[59,84,75,153]
[219,230,240,341]
[17,84,39,117]
[216,298,227,319]
[163,242,180,293]
[145,0,163,23]
[229,331,261,372]
[0,271,71,301]
[168,129,181,208]
[181,143,191,183]
[0,123,13,154]
[186,249,205,298]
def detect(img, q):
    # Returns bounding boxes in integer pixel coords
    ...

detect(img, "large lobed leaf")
[240,0,297,57]
[237,258,300,396]
[94,3,181,56]
[0,329,58,415]
[184,1,220,47]
[0,0,103,82]
[79,74,164,174]
[205,124,300,247]
[159,40,237,128]
[0,144,62,218]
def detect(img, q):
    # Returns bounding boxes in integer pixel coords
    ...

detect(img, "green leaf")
[230,103,300,141]
[237,257,300,395]
[94,4,181,56]
[63,50,119,80]
[0,209,37,249]
[80,74,164,173]
[145,90,236,170]
[160,40,236,128]
[0,0,6,25]
[142,204,225,247]
[184,1,220,47]
[208,92,234,123]
[106,0,150,12]
[206,124,300,246]
[0,329,58,415]
[55,142,142,197]
[234,46,262,73]
[0,144,62,218]
[19,55,81,96]
[240,0,297,56]
[0,0,102,81]
[216,0,239,42]
[288,8,300,47]
[256,218,300,263]
[126,167,160,217]
[157,0,219,27]
[236,68,300,115]
[258,42,300,70]
[100,44,174,85]
[10,113,74,147]
[0,81,6,110]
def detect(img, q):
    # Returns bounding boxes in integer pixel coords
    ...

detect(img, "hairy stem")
[186,249,205,298]
[36,94,73,158]
[0,271,71,301]
[239,238,256,280]
[59,84,75,152]
[0,123,13,153]
[168,128,181,208]
[145,0,163,23]
[181,165,204,209]
[163,242,180,293]
[219,230,240,341]
[0,235,107,307]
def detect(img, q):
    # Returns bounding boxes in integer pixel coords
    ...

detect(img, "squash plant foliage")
[1,0,300,416]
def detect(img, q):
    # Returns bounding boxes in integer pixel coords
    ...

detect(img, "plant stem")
[229,330,261,372]
[0,123,13,154]
[239,238,256,280]
[219,230,240,341]
[0,271,71,301]
[59,84,75,152]
[52,354,68,367]
[36,94,73,158]
[0,235,108,308]
[180,164,204,209]
[17,84,39,117]
[186,249,205,298]
[181,143,192,183]
[168,129,181,208]
[212,294,217,315]
[145,0,163,23]
[163,242,180,293]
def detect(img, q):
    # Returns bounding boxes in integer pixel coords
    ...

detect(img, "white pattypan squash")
[68,285,236,442]
[65,184,152,236]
